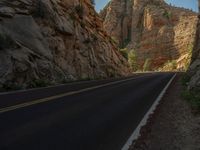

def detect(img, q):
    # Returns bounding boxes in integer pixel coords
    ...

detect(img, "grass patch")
[29,79,52,88]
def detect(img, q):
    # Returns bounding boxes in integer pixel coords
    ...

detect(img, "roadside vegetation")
[128,49,138,71]
[29,79,52,88]
[158,60,177,71]
[1,82,23,92]
[118,48,154,72]
[118,48,139,71]
[181,75,200,113]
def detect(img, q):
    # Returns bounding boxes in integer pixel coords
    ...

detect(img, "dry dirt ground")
[130,74,200,150]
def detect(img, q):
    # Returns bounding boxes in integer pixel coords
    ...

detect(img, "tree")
[90,0,95,5]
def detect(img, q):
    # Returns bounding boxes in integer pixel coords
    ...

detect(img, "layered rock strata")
[100,0,198,70]
[0,0,130,88]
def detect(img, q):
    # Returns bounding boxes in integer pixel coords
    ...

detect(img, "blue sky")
[95,0,198,12]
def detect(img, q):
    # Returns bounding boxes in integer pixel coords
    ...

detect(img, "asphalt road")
[0,72,175,150]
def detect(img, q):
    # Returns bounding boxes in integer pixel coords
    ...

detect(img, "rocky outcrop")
[188,2,200,90]
[100,0,198,70]
[0,0,130,89]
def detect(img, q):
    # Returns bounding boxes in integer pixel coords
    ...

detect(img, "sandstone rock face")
[0,0,130,88]
[188,6,200,90]
[100,0,198,70]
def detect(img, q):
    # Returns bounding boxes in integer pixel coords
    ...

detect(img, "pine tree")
[90,0,95,6]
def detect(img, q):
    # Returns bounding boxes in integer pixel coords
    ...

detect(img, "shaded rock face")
[188,2,200,90]
[100,0,198,70]
[0,0,130,88]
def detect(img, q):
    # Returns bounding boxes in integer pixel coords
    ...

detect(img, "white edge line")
[0,75,152,114]
[121,73,177,150]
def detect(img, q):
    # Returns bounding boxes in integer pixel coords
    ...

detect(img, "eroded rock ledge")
[0,0,130,89]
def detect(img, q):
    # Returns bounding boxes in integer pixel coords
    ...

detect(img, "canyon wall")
[0,0,130,89]
[100,0,198,70]
[188,2,200,90]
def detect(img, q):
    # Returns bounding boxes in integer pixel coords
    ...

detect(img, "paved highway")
[0,73,175,150]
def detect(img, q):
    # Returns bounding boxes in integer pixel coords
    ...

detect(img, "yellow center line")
[0,75,149,114]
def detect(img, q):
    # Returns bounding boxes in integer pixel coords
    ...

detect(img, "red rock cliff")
[100,0,198,70]
[0,0,130,88]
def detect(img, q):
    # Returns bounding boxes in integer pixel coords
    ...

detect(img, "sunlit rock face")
[100,0,198,70]
[0,0,130,88]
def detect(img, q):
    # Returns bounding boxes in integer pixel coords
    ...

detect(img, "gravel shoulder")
[130,74,200,150]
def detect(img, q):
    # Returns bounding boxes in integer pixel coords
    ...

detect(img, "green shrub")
[75,4,84,17]
[80,76,92,81]
[2,82,23,91]
[143,58,151,71]
[163,10,172,19]
[106,68,116,78]
[29,79,51,88]
[90,0,95,5]
[119,48,128,59]
[181,74,200,113]
[171,60,177,69]
[128,49,138,71]
[159,60,177,71]
[111,36,118,44]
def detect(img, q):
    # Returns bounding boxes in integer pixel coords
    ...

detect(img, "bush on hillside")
[128,49,138,71]
[163,10,172,19]
[75,4,84,17]
[143,58,151,71]
[119,48,128,59]
[90,0,95,5]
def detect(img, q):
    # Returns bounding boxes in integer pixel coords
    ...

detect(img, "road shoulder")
[130,74,200,150]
